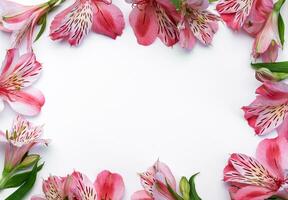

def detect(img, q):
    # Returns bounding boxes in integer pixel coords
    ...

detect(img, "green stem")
[274,0,286,12]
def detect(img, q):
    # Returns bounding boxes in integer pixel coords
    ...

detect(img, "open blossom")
[0,0,53,51]
[178,0,220,50]
[252,10,281,62]
[224,136,288,200]
[242,81,288,136]
[126,0,179,46]
[50,0,125,46]
[0,115,48,173]
[131,160,176,200]
[0,48,44,116]
[216,0,273,33]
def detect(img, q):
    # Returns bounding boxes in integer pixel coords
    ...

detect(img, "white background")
[0,0,288,199]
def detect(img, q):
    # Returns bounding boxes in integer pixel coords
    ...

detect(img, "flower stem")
[274,0,286,12]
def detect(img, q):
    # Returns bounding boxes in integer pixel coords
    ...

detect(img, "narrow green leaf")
[209,0,218,3]
[5,162,41,200]
[165,180,184,200]
[278,13,285,46]
[251,61,288,73]
[170,0,181,10]
[34,14,47,42]
[3,163,44,189]
[267,196,285,200]
[189,173,202,200]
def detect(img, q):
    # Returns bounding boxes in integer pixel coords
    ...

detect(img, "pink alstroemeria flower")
[0,115,48,173]
[31,176,69,200]
[0,0,55,50]
[131,160,176,200]
[252,10,281,62]
[242,81,288,136]
[216,0,273,33]
[178,0,220,50]
[224,136,288,200]
[0,48,44,116]
[49,0,125,46]
[69,170,125,200]
[126,0,179,46]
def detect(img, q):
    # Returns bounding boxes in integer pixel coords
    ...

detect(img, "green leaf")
[209,0,218,3]
[165,180,184,200]
[179,177,190,200]
[267,196,286,200]
[278,14,285,46]
[189,173,202,200]
[5,162,42,200]
[3,163,44,189]
[251,61,288,73]
[34,14,47,42]
[170,0,181,10]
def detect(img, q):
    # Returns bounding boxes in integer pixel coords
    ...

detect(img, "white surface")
[0,0,288,199]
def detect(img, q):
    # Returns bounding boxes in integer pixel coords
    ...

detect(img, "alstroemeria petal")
[256,136,288,180]
[179,23,196,50]
[42,176,66,200]
[129,6,158,46]
[7,88,45,116]
[92,1,125,39]
[71,171,97,200]
[224,153,279,190]
[94,170,125,200]
[0,48,19,78]
[155,161,176,190]
[50,0,93,46]
[0,99,4,112]
[261,42,279,63]
[216,0,253,30]
[131,190,152,200]
[233,185,275,200]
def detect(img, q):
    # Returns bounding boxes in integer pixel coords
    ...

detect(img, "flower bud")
[255,68,288,82]
[17,154,40,170]
[179,176,190,200]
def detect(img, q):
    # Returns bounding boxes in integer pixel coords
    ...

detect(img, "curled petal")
[233,185,275,200]
[92,1,125,39]
[94,170,125,200]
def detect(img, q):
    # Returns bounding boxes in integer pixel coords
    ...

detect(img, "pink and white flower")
[31,176,69,200]
[178,0,220,50]
[224,136,288,200]
[242,81,288,136]
[0,115,48,173]
[252,10,281,62]
[69,170,125,200]
[0,0,54,51]
[216,0,273,33]
[126,0,179,46]
[131,160,176,200]
[50,0,125,46]
[0,48,44,116]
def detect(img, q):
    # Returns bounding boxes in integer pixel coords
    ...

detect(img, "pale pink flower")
[242,81,288,136]
[224,136,288,200]
[126,0,179,46]
[0,0,53,51]
[69,170,125,200]
[216,0,273,33]
[252,10,281,62]
[0,115,48,173]
[50,0,125,46]
[31,176,68,200]
[178,0,220,50]
[0,48,44,116]
[131,160,176,200]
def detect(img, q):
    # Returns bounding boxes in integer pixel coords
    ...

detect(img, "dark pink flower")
[0,48,44,116]
[50,0,125,46]
[242,81,288,136]
[126,0,179,46]
[224,136,288,200]
[131,160,176,200]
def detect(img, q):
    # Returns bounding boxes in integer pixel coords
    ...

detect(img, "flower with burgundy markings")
[0,0,64,51]
[178,0,220,50]
[31,176,69,200]
[131,160,177,200]
[224,136,288,200]
[49,0,125,46]
[242,81,288,136]
[126,0,179,46]
[0,115,48,174]
[0,48,44,116]
[216,0,273,33]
